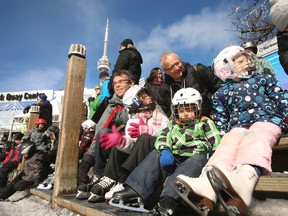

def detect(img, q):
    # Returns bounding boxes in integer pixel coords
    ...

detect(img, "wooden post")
[52,44,86,208]
[27,105,40,131]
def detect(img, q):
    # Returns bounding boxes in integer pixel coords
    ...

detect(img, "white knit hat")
[269,0,288,31]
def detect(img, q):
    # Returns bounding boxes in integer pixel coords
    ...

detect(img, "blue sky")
[0,0,238,93]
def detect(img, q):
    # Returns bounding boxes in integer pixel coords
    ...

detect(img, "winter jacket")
[120,106,169,154]
[277,31,288,74]
[2,146,21,165]
[113,46,143,84]
[38,101,53,127]
[88,94,101,119]
[155,117,221,158]
[96,93,129,133]
[212,74,288,133]
[86,93,129,157]
[157,63,221,117]
[21,128,51,152]
[144,81,164,104]
[22,151,50,183]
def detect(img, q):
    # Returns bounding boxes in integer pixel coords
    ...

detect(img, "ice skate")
[88,176,116,203]
[173,168,215,216]
[37,174,55,190]
[76,175,99,200]
[109,186,151,213]
[105,182,124,200]
[207,164,259,216]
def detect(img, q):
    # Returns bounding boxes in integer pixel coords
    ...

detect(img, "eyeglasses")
[95,88,101,90]
[164,61,181,71]
[112,79,129,85]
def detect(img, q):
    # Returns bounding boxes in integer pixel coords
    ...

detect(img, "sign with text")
[0,90,54,103]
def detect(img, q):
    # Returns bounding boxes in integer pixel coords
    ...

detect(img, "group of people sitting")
[0,41,287,216]
[0,116,60,200]
[73,44,287,216]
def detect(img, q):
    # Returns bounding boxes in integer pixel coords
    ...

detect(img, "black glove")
[23,105,31,114]
[88,97,95,103]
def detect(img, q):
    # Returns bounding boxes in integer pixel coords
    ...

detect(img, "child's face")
[38,123,45,129]
[232,54,251,74]
[178,104,196,121]
[139,92,153,105]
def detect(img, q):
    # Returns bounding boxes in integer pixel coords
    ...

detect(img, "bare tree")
[229,0,277,45]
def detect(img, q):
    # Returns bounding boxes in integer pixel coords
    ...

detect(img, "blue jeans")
[125,149,207,200]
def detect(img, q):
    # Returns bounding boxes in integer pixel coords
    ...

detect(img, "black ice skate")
[207,165,258,216]
[88,176,115,203]
[76,175,99,200]
[109,186,151,213]
[172,179,211,216]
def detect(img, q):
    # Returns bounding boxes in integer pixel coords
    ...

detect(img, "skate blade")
[108,198,151,213]
[207,168,241,216]
[37,184,53,190]
[172,180,209,216]
[88,193,105,203]
[75,191,90,200]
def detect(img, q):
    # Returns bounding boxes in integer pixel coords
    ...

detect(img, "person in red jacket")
[0,132,24,189]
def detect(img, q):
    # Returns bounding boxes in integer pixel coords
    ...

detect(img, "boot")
[174,166,216,212]
[111,185,141,203]
[76,175,99,199]
[88,176,116,203]
[109,186,149,213]
[208,164,259,215]
[105,182,125,200]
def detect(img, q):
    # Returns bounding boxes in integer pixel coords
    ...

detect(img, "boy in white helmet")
[109,88,221,215]
[174,46,288,215]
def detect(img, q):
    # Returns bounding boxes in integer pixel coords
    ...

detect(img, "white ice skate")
[173,167,216,216]
[37,174,55,190]
[207,164,259,216]
[105,182,124,200]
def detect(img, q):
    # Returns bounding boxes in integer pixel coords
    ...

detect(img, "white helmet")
[212,45,258,81]
[171,88,202,126]
[81,120,96,131]
[122,85,142,106]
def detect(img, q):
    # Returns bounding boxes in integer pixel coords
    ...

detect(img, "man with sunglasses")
[158,52,221,118]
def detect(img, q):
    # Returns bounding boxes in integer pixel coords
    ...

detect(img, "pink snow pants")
[207,122,282,174]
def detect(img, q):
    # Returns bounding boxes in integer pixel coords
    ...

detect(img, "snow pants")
[207,122,282,174]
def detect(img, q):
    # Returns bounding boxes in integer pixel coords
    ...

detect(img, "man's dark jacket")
[157,62,221,117]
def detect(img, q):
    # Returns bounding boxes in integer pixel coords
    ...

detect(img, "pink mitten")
[128,118,153,138]
[128,118,146,138]
[100,125,126,150]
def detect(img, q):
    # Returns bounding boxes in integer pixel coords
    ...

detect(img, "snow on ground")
[0,190,287,216]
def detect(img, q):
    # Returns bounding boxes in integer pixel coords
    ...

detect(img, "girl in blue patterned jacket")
[175,46,288,215]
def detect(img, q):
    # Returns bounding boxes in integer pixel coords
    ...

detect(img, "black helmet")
[13,132,24,141]
[3,141,13,152]
[241,41,258,54]
[47,125,60,136]
[19,141,36,155]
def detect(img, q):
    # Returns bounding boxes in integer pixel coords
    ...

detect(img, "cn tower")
[97,18,111,73]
